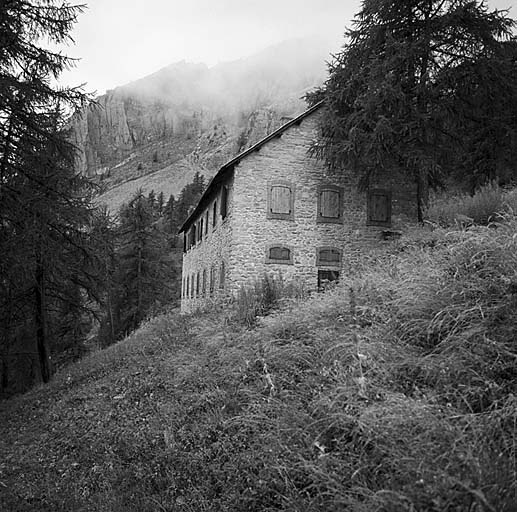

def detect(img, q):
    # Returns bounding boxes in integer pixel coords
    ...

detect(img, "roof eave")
[178,101,323,234]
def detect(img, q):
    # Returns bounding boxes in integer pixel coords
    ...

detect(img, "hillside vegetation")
[1,194,516,511]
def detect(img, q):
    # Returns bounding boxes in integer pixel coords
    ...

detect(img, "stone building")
[179,103,417,312]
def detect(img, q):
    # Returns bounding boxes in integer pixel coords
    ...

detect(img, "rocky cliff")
[69,37,331,210]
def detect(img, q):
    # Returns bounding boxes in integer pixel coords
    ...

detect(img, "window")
[219,261,225,289]
[267,181,294,220]
[210,265,216,295]
[318,270,340,289]
[220,185,229,220]
[265,244,293,264]
[190,225,196,247]
[183,232,187,253]
[199,218,204,241]
[202,269,207,296]
[205,210,209,235]
[316,247,342,267]
[196,272,200,295]
[367,189,392,227]
[317,185,343,224]
[186,275,190,298]
[191,274,195,298]
[213,201,218,227]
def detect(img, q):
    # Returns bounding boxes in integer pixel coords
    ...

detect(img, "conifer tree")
[0,1,93,389]
[89,207,119,347]
[112,191,174,338]
[308,0,517,216]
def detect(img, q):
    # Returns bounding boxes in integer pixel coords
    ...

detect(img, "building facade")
[179,104,417,312]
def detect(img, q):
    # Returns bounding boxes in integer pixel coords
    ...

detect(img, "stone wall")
[180,177,234,313]
[229,112,416,288]
[181,110,417,312]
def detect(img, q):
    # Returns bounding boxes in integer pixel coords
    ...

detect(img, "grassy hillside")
[1,213,516,510]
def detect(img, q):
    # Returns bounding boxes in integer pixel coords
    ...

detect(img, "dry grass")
[1,213,517,511]
[425,181,513,226]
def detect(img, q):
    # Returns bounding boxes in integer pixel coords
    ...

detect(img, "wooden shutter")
[319,248,341,264]
[220,186,228,219]
[210,266,215,294]
[219,261,225,289]
[368,189,392,226]
[320,189,340,218]
[270,185,291,214]
[266,245,293,264]
[269,247,290,260]
[191,225,196,246]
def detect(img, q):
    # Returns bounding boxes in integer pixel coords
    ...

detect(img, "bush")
[425,181,507,226]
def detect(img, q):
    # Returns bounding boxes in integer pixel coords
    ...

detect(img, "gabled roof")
[179,101,323,233]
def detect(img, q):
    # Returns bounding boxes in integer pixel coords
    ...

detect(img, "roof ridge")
[179,101,323,233]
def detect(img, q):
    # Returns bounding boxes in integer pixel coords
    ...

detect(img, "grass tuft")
[1,203,517,511]
[425,181,510,226]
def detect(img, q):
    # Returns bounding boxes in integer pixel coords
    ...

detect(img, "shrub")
[425,181,506,226]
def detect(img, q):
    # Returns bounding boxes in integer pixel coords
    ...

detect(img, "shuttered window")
[213,201,217,227]
[265,244,293,264]
[210,266,215,295]
[219,261,225,289]
[199,218,203,241]
[205,211,209,235]
[202,269,207,296]
[220,185,229,219]
[267,181,294,220]
[270,247,290,260]
[191,274,195,298]
[316,247,342,267]
[271,186,291,214]
[367,189,392,226]
[317,185,343,223]
[190,225,196,247]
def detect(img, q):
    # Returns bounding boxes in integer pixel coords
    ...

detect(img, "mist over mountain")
[69,37,331,211]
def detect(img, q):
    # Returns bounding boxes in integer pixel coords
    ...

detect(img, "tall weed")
[232,273,306,327]
[425,181,507,226]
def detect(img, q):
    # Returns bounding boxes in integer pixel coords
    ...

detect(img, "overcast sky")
[59,0,514,96]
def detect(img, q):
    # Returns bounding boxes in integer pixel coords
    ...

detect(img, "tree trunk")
[35,252,51,383]
[135,243,143,330]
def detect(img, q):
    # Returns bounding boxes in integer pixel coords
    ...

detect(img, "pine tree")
[112,191,174,338]
[157,191,165,215]
[308,0,517,216]
[89,207,119,347]
[0,1,93,390]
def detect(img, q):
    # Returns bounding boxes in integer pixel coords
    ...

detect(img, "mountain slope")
[1,219,516,511]
[69,37,331,210]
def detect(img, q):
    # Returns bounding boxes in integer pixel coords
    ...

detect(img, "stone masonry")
[180,105,417,313]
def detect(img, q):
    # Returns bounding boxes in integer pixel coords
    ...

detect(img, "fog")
[58,0,362,95]
[59,0,514,96]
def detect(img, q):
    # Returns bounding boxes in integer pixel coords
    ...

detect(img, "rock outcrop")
[69,37,332,209]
